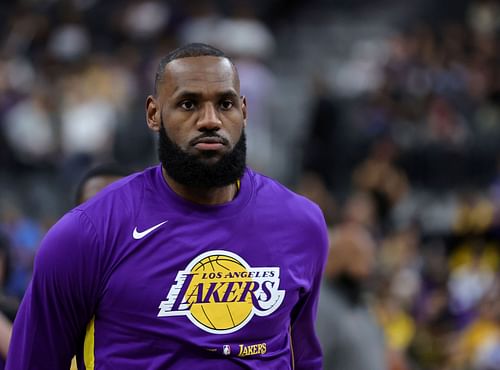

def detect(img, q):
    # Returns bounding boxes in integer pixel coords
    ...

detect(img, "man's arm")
[290,210,328,370]
[7,210,102,370]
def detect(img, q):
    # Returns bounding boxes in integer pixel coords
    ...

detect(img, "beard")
[158,121,246,188]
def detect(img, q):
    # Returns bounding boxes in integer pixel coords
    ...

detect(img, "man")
[7,43,328,369]
[316,223,387,370]
[74,163,129,205]
[73,164,128,370]
[0,232,17,369]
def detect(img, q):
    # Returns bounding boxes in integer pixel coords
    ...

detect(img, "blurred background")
[1,0,500,369]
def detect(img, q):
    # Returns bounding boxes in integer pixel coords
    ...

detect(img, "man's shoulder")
[43,167,158,255]
[249,168,324,218]
[76,166,154,216]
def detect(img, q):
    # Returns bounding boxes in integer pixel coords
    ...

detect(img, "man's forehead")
[163,56,238,89]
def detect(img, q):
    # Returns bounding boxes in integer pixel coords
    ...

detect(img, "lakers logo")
[158,250,285,334]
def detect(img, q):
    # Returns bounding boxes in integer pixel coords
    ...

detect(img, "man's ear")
[146,95,161,132]
[241,96,247,128]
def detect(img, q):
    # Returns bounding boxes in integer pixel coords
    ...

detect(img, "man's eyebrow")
[172,89,239,100]
[219,90,240,99]
[173,90,202,100]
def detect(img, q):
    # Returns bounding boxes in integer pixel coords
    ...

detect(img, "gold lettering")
[259,343,267,354]
[237,342,268,357]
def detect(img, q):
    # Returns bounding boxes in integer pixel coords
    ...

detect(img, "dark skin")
[146,56,247,205]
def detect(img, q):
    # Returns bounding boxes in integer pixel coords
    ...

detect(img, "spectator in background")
[0,234,18,322]
[375,227,420,369]
[316,223,388,370]
[0,313,11,370]
[450,283,500,370]
[447,241,496,327]
[406,241,453,370]
[3,88,57,169]
[0,233,20,369]
[352,137,409,229]
[295,171,337,226]
[0,204,43,300]
[74,163,129,205]
[342,191,379,235]
[70,163,128,370]
[302,77,340,190]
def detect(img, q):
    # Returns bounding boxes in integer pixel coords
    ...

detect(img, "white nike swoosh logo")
[133,221,168,240]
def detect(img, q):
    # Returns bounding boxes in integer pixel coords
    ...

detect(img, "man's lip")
[191,137,228,151]
[191,136,227,151]
[194,142,225,150]
[192,137,225,145]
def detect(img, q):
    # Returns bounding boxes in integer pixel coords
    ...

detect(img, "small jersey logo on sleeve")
[157,250,285,334]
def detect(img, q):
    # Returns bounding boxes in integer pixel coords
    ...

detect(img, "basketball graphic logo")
[158,250,285,334]
[187,254,253,331]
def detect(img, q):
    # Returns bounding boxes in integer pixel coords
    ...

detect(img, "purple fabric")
[7,165,328,369]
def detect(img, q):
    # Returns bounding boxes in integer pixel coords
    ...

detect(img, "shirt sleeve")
[6,210,103,370]
[290,208,329,370]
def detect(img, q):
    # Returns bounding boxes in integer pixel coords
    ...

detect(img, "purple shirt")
[7,166,328,369]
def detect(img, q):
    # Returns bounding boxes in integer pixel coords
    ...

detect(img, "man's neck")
[161,167,238,205]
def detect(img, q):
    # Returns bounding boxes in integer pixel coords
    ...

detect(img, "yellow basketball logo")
[158,250,285,334]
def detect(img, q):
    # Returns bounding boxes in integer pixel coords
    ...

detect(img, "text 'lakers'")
[238,343,267,357]
[157,250,285,334]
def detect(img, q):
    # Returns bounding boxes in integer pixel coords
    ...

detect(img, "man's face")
[147,56,248,188]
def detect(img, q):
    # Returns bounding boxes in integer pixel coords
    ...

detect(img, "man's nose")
[197,103,222,130]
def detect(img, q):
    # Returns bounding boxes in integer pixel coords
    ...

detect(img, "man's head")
[326,223,376,280]
[325,223,377,305]
[153,43,239,96]
[75,163,129,205]
[146,43,247,189]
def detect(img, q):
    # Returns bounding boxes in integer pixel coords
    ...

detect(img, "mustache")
[188,132,229,146]
[159,116,230,147]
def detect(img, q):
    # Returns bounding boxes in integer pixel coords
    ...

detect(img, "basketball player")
[7,43,328,369]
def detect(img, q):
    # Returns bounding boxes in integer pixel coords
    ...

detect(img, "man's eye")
[180,101,195,110]
[221,100,233,110]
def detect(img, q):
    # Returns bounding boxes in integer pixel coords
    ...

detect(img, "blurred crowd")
[1,0,500,369]
[0,0,280,211]
[302,0,500,369]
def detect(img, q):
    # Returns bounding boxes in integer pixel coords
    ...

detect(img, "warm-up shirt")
[7,165,328,370]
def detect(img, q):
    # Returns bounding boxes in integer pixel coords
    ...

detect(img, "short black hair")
[75,163,130,205]
[154,43,234,95]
